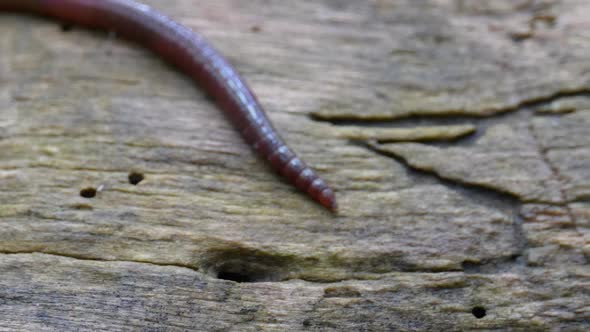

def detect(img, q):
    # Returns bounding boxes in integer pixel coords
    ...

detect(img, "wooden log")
[0,0,588,330]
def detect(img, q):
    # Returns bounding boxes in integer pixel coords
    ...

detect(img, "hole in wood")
[214,261,277,283]
[204,247,290,283]
[128,172,145,185]
[472,306,486,319]
[80,187,97,198]
[217,270,256,283]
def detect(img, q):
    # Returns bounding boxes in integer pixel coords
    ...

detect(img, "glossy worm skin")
[0,0,337,211]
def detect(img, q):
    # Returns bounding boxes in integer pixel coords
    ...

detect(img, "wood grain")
[0,0,588,330]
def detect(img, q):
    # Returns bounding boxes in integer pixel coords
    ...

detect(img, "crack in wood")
[527,121,582,234]
[0,251,200,272]
[361,141,529,266]
[310,89,590,124]
[0,250,470,284]
[461,254,526,274]
[363,140,522,207]
[322,89,590,272]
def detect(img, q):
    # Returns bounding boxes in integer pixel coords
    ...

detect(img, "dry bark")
[0,0,588,331]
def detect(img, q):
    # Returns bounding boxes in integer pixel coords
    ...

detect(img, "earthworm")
[0,0,337,211]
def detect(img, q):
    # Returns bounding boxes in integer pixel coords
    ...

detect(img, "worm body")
[0,0,337,211]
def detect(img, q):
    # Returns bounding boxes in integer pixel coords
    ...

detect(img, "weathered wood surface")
[0,0,589,330]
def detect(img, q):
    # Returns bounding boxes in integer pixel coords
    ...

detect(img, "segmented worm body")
[0,0,337,211]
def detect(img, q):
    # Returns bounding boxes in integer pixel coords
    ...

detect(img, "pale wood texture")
[0,0,589,331]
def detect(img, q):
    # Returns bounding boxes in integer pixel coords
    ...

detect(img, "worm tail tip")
[318,187,338,213]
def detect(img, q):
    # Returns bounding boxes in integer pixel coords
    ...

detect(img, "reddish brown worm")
[0,0,337,211]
